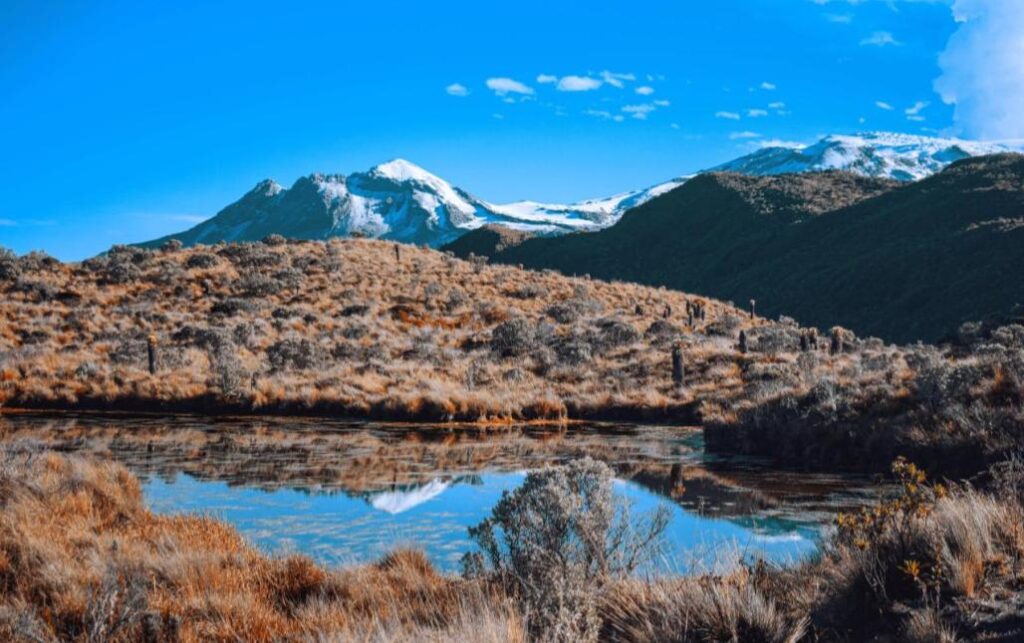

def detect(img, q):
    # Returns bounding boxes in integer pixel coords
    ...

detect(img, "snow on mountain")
[147,158,688,248]
[144,132,1024,249]
[710,132,1024,181]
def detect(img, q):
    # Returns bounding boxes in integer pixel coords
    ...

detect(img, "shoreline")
[0,396,703,428]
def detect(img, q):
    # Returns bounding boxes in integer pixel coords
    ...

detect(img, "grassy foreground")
[1,450,1021,642]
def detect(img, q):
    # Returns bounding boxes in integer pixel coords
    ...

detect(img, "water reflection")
[0,412,882,572]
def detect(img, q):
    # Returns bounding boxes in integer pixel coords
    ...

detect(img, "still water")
[0,413,882,573]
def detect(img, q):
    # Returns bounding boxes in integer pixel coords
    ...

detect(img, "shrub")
[237,270,282,297]
[644,320,682,344]
[101,260,142,285]
[219,243,283,268]
[10,279,58,301]
[266,337,326,371]
[161,239,184,253]
[340,303,370,317]
[210,298,258,316]
[463,458,669,642]
[208,341,246,396]
[509,283,547,300]
[592,318,640,352]
[491,317,537,358]
[186,252,220,269]
[263,233,287,246]
[445,288,468,313]
[0,247,20,281]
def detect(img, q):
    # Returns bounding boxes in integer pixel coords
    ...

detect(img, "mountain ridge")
[452,153,1024,342]
[141,132,1023,250]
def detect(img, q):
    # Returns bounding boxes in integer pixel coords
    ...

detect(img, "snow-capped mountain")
[144,158,688,249]
[143,132,1023,249]
[711,132,1024,181]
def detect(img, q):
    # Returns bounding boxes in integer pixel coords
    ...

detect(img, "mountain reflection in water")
[0,413,883,572]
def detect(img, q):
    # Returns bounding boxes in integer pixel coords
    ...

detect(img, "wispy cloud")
[768,101,786,109]
[824,13,853,23]
[584,109,624,122]
[634,86,655,96]
[168,214,208,224]
[0,217,56,227]
[715,111,741,120]
[599,71,636,88]
[653,99,670,107]
[485,77,534,96]
[758,138,808,149]
[759,81,777,90]
[729,131,761,140]
[622,103,657,120]
[445,83,469,97]
[557,75,602,91]
[860,31,900,46]
[747,108,768,117]
[536,74,558,84]
[905,100,929,121]
[875,101,894,110]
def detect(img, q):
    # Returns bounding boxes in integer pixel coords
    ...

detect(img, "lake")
[0,412,883,574]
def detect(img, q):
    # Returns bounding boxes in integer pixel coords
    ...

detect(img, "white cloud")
[670,123,680,129]
[875,101,894,110]
[585,109,625,122]
[653,99,670,107]
[760,81,777,90]
[758,139,808,149]
[557,75,602,92]
[169,214,208,224]
[935,0,1024,139]
[905,101,929,115]
[492,113,505,120]
[445,83,469,97]
[715,111,741,120]
[485,77,534,96]
[635,85,655,95]
[904,100,929,121]
[768,101,786,109]
[730,131,762,139]
[747,109,769,117]
[860,31,901,46]
[622,103,657,120]
[536,74,558,84]
[600,70,636,88]
[824,13,853,23]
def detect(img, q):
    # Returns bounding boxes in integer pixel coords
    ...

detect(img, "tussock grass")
[2,451,1022,641]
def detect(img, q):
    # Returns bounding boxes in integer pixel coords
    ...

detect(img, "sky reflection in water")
[144,471,821,573]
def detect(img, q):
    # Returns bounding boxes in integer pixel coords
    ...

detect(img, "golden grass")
[5,451,1022,641]
[0,238,816,423]
[0,451,522,643]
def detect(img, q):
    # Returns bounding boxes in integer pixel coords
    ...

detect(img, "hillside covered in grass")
[451,154,1024,343]
[2,237,1022,474]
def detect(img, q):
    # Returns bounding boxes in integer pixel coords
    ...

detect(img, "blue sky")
[1,0,1019,259]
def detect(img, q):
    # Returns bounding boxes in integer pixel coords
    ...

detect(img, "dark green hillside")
[455,154,1024,343]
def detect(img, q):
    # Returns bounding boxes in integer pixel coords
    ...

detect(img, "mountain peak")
[369,158,444,184]
[710,131,1024,181]
[252,178,283,194]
